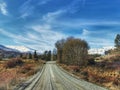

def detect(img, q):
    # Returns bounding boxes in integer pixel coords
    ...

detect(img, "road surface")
[17,61,108,90]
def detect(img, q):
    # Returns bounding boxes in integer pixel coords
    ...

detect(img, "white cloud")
[73,29,115,49]
[20,13,29,19]
[27,24,67,51]
[0,26,66,53]
[42,10,65,23]
[82,29,90,36]
[41,8,117,49]
[65,0,83,13]
[42,0,86,23]
[19,6,34,18]
[27,33,38,39]
[0,26,115,53]
[19,0,51,18]
[89,38,114,48]
[0,2,8,15]
[19,0,34,18]
[57,19,120,29]
[38,0,51,5]
[0,29,35,44]
[0,29,16,38]
[32,24,51,31]
[31,24,66,41]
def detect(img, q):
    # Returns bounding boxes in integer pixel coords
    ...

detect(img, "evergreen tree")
[44,51,48,60]
[53,49,57,61]
[47,50,51,61]
[20,53,23,58]
[115,34,120,48]
[34,50,38,61]
[29,53,32,59]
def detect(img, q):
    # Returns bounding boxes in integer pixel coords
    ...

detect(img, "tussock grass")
[0,59,44,90]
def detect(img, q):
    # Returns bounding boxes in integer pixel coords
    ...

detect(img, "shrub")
[81,71,88,76]
[20,64,33,74]
[97,61,107,68]
[22,65,31,71]
[4,58,24,68]
[0,87,6,90]
[0,57,2,61]
[27,70,36,76]
[113,78,120,86]
[87,58,96,66]
[69,66,80,72]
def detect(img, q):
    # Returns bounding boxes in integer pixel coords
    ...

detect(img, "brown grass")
[4,58,24,68]
[59,61,120,90]
[0,59,44,90]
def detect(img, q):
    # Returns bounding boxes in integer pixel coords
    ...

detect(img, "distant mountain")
[0,45,18,52]
[0,45,20,58]
[88,46,115,55]
[6,45,35,53]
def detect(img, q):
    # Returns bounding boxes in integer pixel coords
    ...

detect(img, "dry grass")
[4,58,24,68]
[0,59,45,90]
[59,59,120,90]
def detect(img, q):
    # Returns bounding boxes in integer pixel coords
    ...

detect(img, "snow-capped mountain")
[0,45,21,58]
[0,45,18,52]
[6,45,35,52]
[88,46,115,55]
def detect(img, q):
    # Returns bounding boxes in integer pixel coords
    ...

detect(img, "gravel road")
[18,61,109,90]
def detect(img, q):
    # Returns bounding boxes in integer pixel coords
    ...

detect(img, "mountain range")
[88,46,115,55]
[0,44,115,55]
[0,45,34,52]
[0,45,35,59]
[0,45,18,52]
[6,45,35,52]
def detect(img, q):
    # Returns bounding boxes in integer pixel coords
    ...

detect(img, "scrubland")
[0,58,44,90]
[59,54,120,90]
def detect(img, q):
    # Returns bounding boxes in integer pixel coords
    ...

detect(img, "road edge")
[14,64,45,90]
[57,64,109,90]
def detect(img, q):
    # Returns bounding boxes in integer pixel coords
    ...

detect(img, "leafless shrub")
[4,58,24,68]
[19,64,33,74]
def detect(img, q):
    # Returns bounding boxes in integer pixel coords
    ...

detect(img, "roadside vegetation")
[0,34,120,90]
[0,50,45,90]
[56,35,120,90]
[55,37,89,66]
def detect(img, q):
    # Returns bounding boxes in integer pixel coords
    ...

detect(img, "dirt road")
[17,61,108,90]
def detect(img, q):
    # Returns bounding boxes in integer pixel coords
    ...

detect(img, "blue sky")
[0,0,120,52]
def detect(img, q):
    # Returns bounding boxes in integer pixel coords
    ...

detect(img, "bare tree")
[55,37,89,67]
[55,39,65,63]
